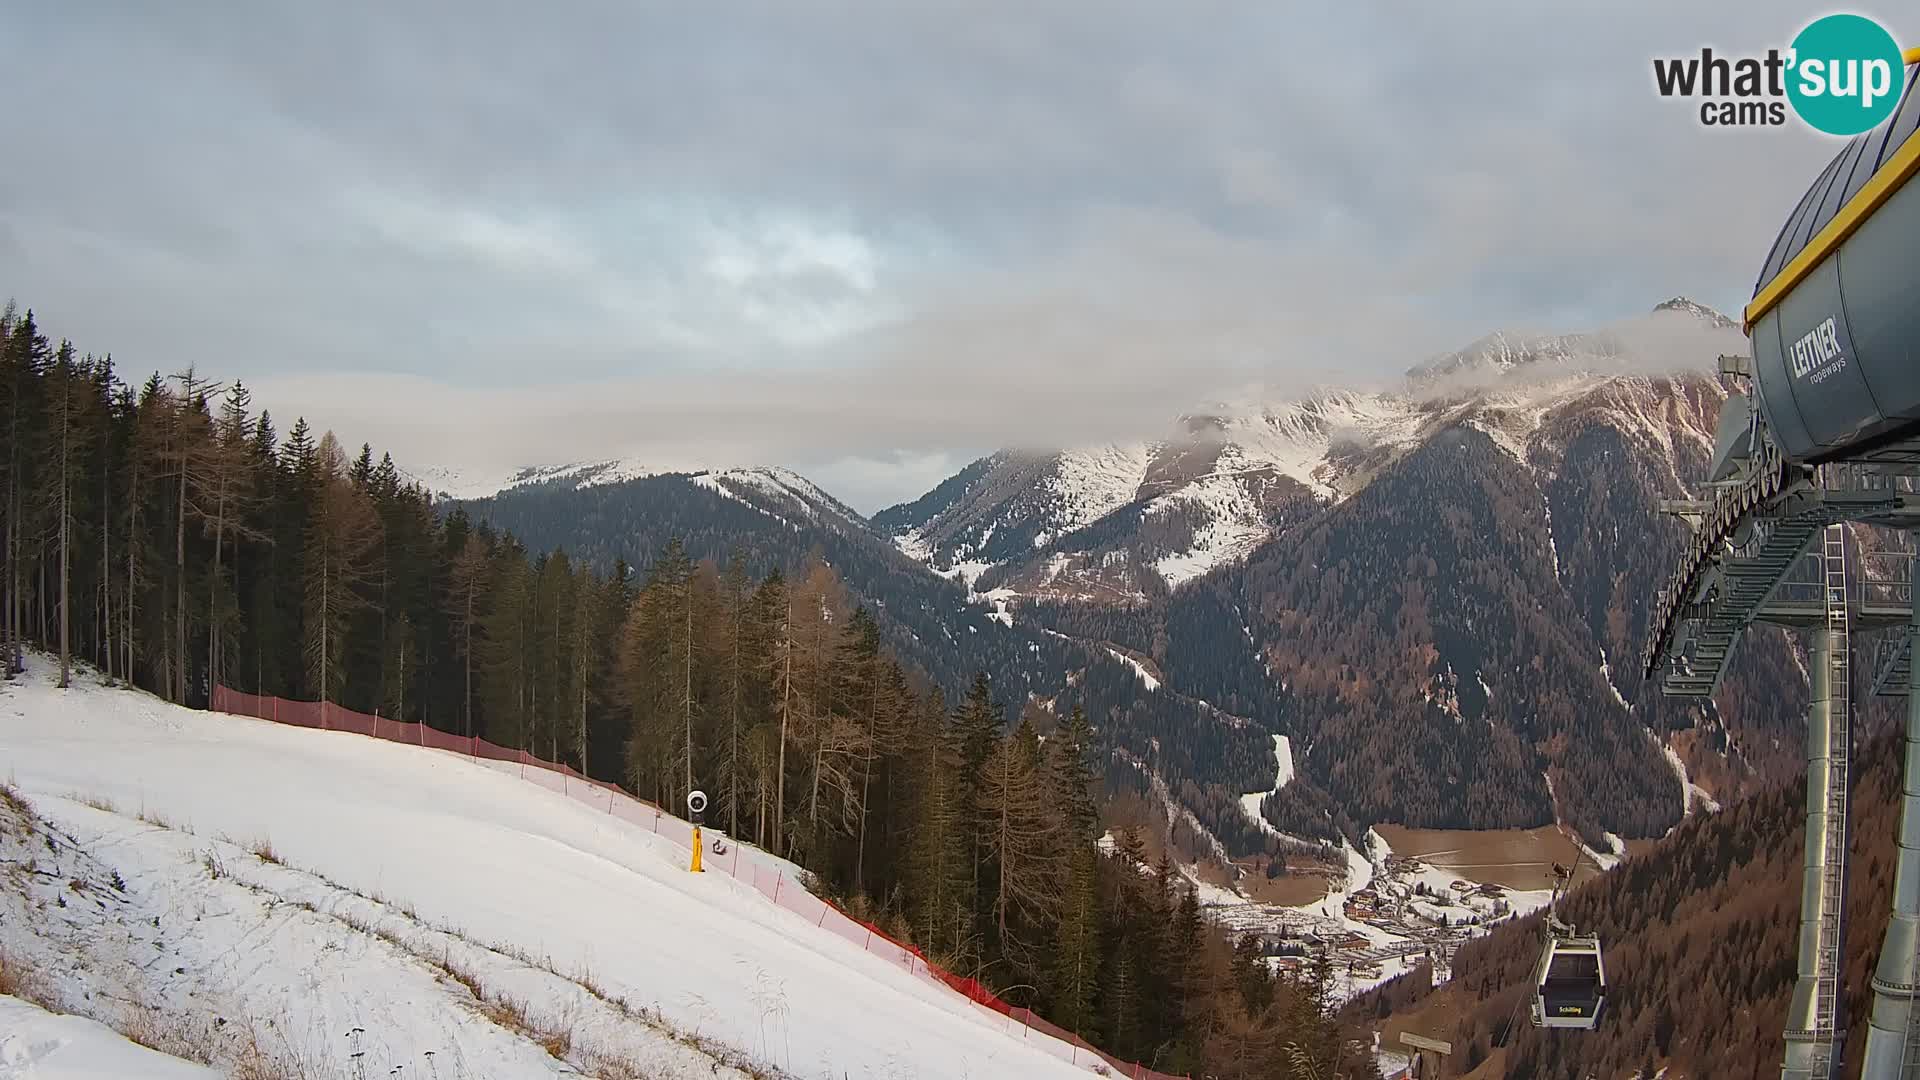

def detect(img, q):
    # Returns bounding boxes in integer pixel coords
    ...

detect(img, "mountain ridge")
[449,296,1790,864]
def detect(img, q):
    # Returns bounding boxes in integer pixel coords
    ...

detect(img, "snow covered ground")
[0,996,220,1078]
[0,657,1110,1080]
[1105,647,1161,691]
[1237,734,1293,836]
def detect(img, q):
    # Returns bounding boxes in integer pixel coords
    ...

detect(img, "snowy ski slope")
[0,995,221,1078]
[0,659,1104,1080]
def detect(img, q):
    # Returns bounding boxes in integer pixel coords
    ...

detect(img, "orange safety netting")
[210,686,1189,1080]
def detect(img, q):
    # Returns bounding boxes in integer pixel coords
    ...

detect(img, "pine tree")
[447,533,488,737]
[46,341,94,688]
[1046,705,1103,1034]
[568,561,602,774]
[480,544,532,748]
[2,311,50,678]
[382,610,415,720]
[1049,841,1100,1035]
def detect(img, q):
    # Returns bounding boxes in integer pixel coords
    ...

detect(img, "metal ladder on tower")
[1902,553,1920,1077]
[1810,523,1852,1080]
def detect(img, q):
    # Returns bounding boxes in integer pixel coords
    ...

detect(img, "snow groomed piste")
[1,664,1190,1079]
[161,679,1186,1080]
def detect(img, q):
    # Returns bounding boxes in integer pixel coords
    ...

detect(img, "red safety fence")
[211,686,1188,1080]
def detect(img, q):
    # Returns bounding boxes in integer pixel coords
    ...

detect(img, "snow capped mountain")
[401,458,672,501]
[880,300,1743,600]
[1653,295,1740,329]
[408,458,864,530]
[1406,295,1737,387]
[689,465,868,529]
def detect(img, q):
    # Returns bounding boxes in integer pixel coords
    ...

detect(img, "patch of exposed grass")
[0,780,31,819]
[71,791,118,815]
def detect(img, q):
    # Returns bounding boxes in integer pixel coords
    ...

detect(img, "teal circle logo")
[1787,14,1905,135]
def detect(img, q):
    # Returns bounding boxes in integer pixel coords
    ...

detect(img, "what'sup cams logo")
[1654,13,1908,135]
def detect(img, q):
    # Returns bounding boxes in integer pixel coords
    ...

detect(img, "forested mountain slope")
[1358,731,1907,1079]
[0,301,1377,1079]
[444,301,1821,854]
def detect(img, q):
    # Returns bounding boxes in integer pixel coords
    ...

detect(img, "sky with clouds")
[0,2,1900,510]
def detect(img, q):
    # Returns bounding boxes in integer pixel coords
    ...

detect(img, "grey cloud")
[0,1,1886,508]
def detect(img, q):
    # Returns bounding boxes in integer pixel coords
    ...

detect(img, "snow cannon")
[1747,56,1920,466]
[687,789,708,873]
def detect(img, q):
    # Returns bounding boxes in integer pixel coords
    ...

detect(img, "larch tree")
[205,380,266,696]
[715,552,751,838]
[978,722,1065,973]
[302,433,380,708]
[163,368,222,704]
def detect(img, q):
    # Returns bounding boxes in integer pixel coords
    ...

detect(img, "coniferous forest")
[0,303,1381,1079]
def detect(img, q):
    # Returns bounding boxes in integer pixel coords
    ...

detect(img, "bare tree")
[978,734,1065,951]
[163,368,222,703]
[302,433,380,705]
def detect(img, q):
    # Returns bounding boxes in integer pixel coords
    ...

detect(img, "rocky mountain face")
[444,299,1814,860]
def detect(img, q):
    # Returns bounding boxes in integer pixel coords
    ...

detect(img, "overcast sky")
[0,2,1895,511]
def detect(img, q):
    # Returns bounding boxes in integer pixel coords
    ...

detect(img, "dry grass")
[476,989,531,1032]
[116,999,219,1066]
[0,947,25,998]
[71,791,118,815]
[250,836,282,865]
[0,945,55,1009]
[0,779,30,818]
